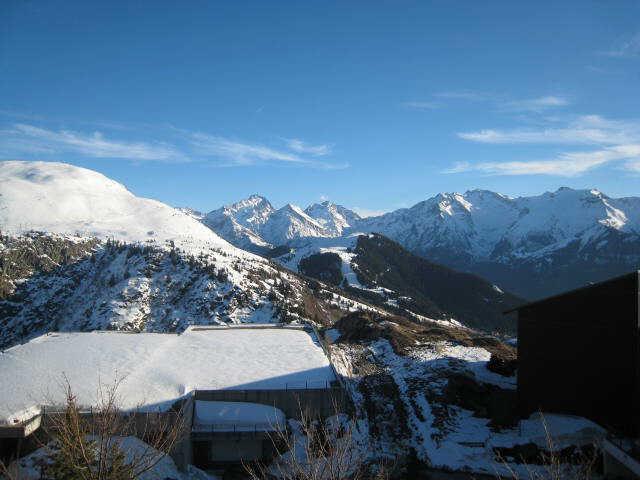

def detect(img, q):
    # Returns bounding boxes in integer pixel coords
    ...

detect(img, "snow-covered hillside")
[0,161,234,253]
[201,188,640,298]
[322,312,603,476]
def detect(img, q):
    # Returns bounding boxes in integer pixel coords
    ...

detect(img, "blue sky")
[2,1,639,215]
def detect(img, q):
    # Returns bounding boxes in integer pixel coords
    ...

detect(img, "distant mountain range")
[2,160,637,336]
[197,188,640,299]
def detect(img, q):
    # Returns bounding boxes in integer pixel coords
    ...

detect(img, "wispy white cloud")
[457,115,640,145]
[2,123,182,161]
[624,159,640,173]
[0,118,346,170]
[502,95,570,113]
[457,127,612,145]
[433,90,492,101]
[444,144,640,176]
[428,92,570,114]
[601,32,640,58]
[401,101,442,110]
[449,113,640,176]
[190,133,347,169]
[284,138,332,156]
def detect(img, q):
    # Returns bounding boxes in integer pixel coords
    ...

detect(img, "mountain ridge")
[200,187,640,298]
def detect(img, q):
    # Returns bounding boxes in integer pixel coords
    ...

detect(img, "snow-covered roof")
[0,327,335,425]
[193,401,286,432]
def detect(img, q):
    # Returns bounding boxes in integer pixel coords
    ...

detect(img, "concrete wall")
[191,431,278,468]
[194,387,346,420]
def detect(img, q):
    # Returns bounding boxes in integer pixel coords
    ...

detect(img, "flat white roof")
[193,401,286,432]
[0,327,334,425]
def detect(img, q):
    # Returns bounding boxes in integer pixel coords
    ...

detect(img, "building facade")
[514,271,640,436]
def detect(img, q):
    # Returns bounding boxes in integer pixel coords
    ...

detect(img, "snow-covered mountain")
[357,188,640,298]
[0,161,523,344]
[202,188,640,299]
[202,195,275,253]
[202,196,350,253]
[260,203,329,245]
[359,187,638,262]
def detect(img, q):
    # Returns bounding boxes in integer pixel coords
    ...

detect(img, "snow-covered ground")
[0,327,335,425]
[7,436,218,480]
[328,335,604,477]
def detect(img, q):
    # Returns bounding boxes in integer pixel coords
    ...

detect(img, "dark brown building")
[512,271,640,437]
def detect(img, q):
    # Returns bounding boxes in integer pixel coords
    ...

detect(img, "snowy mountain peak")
[192,186,639,298]
[219,195,275,225]
[200,196,343,251]
[304,201,361,236]
[260,204,329,245]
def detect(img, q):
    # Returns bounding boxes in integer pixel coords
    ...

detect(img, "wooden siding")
[517,272,640,436]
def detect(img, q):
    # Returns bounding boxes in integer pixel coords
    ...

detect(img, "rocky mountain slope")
[276,233,520,334]
[349,234,520,333]
[203,189,640,299]
[320,311,597,477]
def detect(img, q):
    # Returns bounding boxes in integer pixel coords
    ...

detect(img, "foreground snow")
[0,326,334,424]
[329,334,604,476]
[8,436,218,480]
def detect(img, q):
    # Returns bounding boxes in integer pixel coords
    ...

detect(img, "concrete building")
[0,325,345,470]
